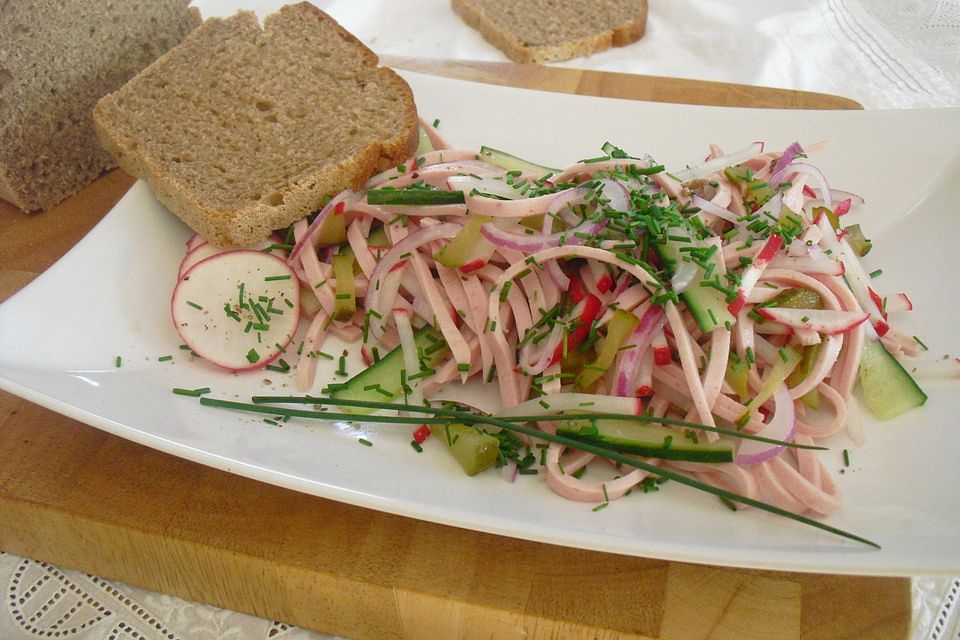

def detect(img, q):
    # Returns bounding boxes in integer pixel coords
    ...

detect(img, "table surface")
[1,57,936,640]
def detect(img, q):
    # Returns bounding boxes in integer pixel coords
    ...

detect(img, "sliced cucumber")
[656,227,735,333]
[430,423,500,475]
[367,188,464,206]
[556,419,733,463]
[859,339,927,419]
[479,145,559,177]
[329,326,447,414]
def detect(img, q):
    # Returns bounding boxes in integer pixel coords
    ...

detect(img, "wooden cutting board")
[0,63,909,640]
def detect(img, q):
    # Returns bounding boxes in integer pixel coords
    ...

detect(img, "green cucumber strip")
[656,228,735,333]
[367,188,465,206]
[556,419,733,463]
[859,339,927,420]
[329,326,447,414]
[479,145,560,176]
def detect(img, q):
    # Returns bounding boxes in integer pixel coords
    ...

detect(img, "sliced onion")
[673,142,765,182]
[771,141,804,177]
[735,384,796,465]
[539,211,570,291]
[479,218,606,252]
[814,188,864,209]
[690,194,740,224]
[594,178,632,212]
[614,304,664,396]
[770,162,832,208]
[501,459,518,483]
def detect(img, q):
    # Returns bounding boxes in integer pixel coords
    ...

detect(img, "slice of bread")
[0,0,200,212]
[93,3,419,248]
[451,0,648,64]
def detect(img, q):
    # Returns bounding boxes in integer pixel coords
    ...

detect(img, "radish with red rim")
[172,250,300,371]
[755,307,869,335]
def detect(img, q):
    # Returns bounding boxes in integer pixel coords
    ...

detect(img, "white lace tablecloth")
[3,1,958,638]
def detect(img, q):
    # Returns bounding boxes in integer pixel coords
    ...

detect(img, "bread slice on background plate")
[0,0,200,212]
[451,0,648,64]
[93,2,419,248]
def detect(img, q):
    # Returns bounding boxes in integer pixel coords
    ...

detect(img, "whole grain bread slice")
[0,0,200,211]
[451,0,648,64]
[93,2,418,248]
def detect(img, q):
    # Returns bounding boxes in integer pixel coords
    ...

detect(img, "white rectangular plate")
[2,72,958,576]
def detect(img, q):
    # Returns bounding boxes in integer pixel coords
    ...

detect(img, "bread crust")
[451,0,648,64]
[93,2,418,248]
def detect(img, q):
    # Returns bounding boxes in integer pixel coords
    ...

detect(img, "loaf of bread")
[93,3,419,248]
[451,0,648,64]
[0,0,201,212]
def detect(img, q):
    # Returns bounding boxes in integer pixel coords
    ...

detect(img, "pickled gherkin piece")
[770,287,823,310]
[787,343,823,409]
[431,423,500,475]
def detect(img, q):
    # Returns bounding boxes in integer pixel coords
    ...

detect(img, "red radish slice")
[179,239,281,279]
[755,307,868,335]
[172,250,300,371]
[185,232,204,252]
[178,243,220,278]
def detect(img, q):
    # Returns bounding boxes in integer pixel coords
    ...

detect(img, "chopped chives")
[158,355,173,362]
[778,347,789,363]
[843,449,850,467]
[359,438,373,447]
[264,275,291,282]
[592,503,609,512]
[410,440,423,452]
[263,418,280,426]
[196,395,871,547]
[246,348,260,364]
[114,356,122,368]
[172,387,211,397]
[869,269,883,278]
[913,336,929,351]
[186,301,203,310]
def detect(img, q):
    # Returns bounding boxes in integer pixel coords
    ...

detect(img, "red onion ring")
[771,141,804,177]
[735,384,796,465]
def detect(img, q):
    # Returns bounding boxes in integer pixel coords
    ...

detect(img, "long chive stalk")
[250,395,825,451]
[201,395,878,548]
